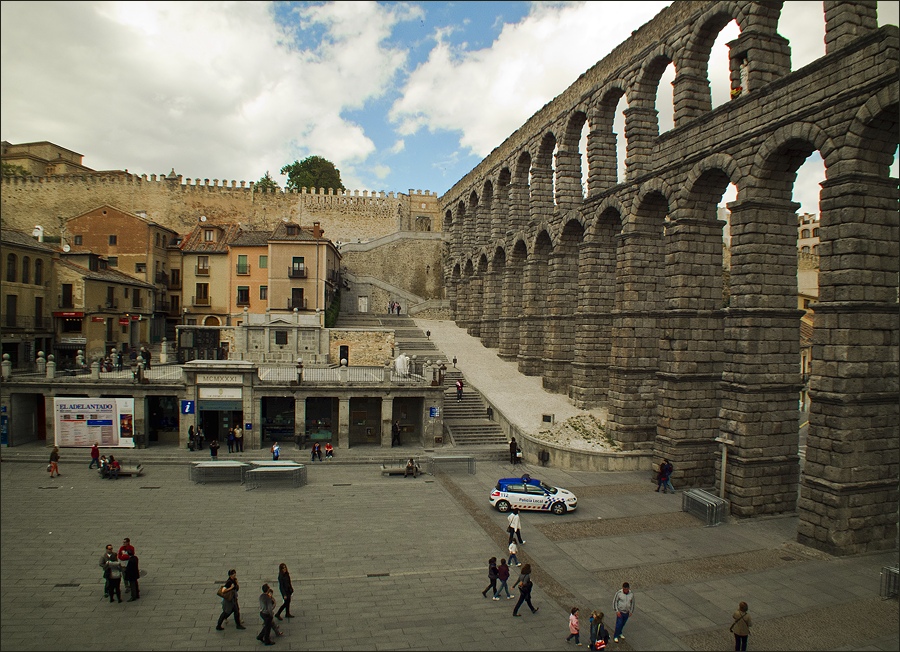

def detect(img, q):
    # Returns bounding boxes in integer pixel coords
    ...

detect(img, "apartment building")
[179,222,241,328]
[267,221,341,321]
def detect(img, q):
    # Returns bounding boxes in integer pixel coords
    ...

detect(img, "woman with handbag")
[731,601,751,650]
[48,446,61,477]
[274,563,294,620]
[512,563,539,617]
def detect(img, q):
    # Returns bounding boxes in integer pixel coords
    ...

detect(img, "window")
[812,227,819,237]
[236,286,250,305]
[195,283,209,305]
[74,235,83,245]
[109,235,117,245]
[260,285,268,300]
[155,233,161,247]
[275,330,288,345]
[62,316,83,333]
[135,262,146,273]
[162,235,167,247]
[34,259,43,285]
[21,256,30,284]
[237,254,249,275]
[6,253,17,282]
[801,246,810,253]
[107,286,115,306]
[107,256,118,267]
[124,288,129,298]
[800,229,810,239]
[132,289,142,308]
[204,229,215,242]
[259,255,268,269]
[170,295,180,311]
[5,295,17,328]
[197,256,210,275]
[61,283,74,308]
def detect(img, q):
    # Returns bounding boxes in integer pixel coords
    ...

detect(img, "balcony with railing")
[99,300,119,311]
[287,298,308,310]
[195,265,210,276]
[192,296,211,307]
[155,271,170,285]
[288,267,307,278]
[168,277,182,290]
[236,263,251,275]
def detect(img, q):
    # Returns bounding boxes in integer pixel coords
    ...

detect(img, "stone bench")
[381,460,421,477]
[99,461,143,479]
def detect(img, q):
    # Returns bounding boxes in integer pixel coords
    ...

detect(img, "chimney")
[312,222,323,238]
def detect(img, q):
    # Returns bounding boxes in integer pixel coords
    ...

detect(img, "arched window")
[801,246,810,253]
[6,254,16,282]
[34,259,43,285]
[812,227,819,237]
[801,228,810,238]
[22,256,30,284]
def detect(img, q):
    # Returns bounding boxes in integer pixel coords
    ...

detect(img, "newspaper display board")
[54,398,135,448]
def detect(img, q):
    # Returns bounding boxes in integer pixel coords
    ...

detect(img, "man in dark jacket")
[124,550,140,600]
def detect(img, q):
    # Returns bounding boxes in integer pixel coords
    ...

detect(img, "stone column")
[133,396,146,449]
[381,396,393,448]
[338,397,350,449]
[798,172,899,555]
[586,120,618,195]
[480,261,502,349]
[720,198,802,517]
[672,70,711,125]
[542,245,578,393]
[492,178,509,242]
[606,226,664,450]
[554,148,583,212]
[498,254,523,361]
[623,105,659,180]
[467,271,483,338]
[726,31,790,93]
[455,274,470,331]
[572,234,617,407]
[824,0,878,54]
[517,251,547,376]
[508,180,529,235]
[294,396,306,448]
[528,165,553,229]
[655,215,726,489]
[44,395,56,445]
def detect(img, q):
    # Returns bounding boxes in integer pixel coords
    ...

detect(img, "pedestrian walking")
[104,555,124,603]
[227,428,236,453]
[257,584,276,645]
[509,437,519,465]
[512,563,539,617]
[455,378,463,402]
[123,550,140,600]
[235,425,244,452]
[115,349,124,371]
[89,442,100,469]
[391,420,401,446]
[118,538,135,594]
[274,563,295,620]
[48,446,61,477]
[196,426,205,450]
[209,438,220,459]
[731,601,752,651]
[493,558,513,600]
[656,458,675,493]
[590,611,610,650]
[140,346,151,369]
[216,569,246,630]
[612,582,635,643]
[481,557,499,598]
[507,508,524,544]
[508,540,520,567]
[99,544,117,597]
[566,606,581,645]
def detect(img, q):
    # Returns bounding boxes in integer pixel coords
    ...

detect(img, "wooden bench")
[98,461,144,479]
[381,460,421,477]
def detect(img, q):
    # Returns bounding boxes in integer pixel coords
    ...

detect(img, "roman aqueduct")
[439,1,898,556]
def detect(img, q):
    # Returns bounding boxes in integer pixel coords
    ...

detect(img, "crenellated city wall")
[1,172,441,244]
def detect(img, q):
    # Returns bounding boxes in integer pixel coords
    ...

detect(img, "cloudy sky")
[2,1,897,214]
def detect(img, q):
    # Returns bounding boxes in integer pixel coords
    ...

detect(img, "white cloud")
[0,1,416,184]
[390,1,670,157]
[390,139,406,154]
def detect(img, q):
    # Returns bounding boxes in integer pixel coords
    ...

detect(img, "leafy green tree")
[280,156,344,192]
[2,162,30,177]
[254,170,279,193]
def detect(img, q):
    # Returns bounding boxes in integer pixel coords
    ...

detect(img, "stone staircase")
[334,313,507,447]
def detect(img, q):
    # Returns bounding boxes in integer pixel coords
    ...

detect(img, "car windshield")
[540,482,557,494]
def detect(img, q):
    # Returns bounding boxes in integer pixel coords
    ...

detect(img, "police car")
[489,475,577,515]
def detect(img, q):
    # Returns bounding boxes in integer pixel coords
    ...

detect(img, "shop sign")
[198,387,242,400]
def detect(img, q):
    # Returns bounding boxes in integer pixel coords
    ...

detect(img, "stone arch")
[498,238,529,361]
[843,83,900,176]
[749,122,838,200]
[586,85,628,192]
[679,152,744,218]
[481,245,507,348]
[480,179,494,243]
[557,110,588,208]
[203,316,220,327]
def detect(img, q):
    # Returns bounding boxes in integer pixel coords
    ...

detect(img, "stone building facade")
[439,1,898,556]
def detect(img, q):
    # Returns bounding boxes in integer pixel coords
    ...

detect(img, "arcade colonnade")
[440,1,898,556]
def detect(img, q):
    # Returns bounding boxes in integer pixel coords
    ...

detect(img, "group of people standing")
[216,565,295,646]
[98,538,140,603]
[388,300,402,315]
